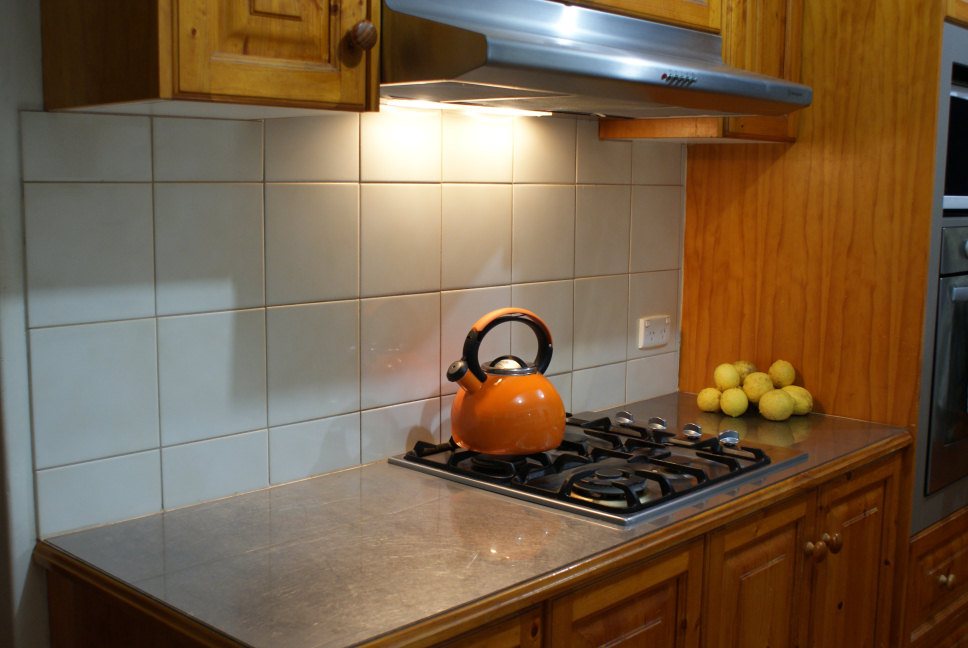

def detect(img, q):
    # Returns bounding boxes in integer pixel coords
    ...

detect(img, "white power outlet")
[637,315,671,349]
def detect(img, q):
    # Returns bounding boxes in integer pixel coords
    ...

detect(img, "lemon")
[758,389,795,421]
[720,387,749,417]
[742,372,774,404]
[732,360,757,383]
[768,359,796,388]
[713,363,741,391]
[782,385,813,415]
[697,388,722,412]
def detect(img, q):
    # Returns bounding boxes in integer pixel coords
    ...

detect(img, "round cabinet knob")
[822,532,844,554]
[805,540,828,562]
[939,573,956,589]
[349,20,378,51]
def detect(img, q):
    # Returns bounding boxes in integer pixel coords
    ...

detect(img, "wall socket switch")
[638,315,671,349]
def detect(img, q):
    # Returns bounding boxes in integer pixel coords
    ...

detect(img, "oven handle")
[953,286,968,302]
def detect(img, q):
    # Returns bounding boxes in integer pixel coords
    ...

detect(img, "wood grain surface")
[679,0,944,428]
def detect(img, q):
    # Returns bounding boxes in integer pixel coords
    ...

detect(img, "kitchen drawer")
[908,507,968,648]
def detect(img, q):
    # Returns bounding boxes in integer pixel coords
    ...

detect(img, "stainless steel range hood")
[380,0,812,119]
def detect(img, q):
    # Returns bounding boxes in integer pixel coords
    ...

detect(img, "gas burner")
[568,467,652,508]
[391,409,807,525]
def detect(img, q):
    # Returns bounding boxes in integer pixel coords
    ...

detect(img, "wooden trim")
[599,118,724,140]
[948,0,968,26]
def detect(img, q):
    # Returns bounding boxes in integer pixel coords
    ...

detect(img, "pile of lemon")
[696,360,813,421]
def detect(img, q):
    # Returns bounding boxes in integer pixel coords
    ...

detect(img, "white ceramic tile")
[547,373,573,413]
[441,184,511,289]
[30,320,159,469]
[154,183,264,315]
[267,301,359,426]
[628,270,680,359]
[512,116,576,183]
[158,310,267,445]
[511,185,575,283]
[441,111,513,183]
[269,413,361,484]
[265,183,359,305]
[626,352,679,403]
[361,293,440,409]
[265,113,360,182]
[632,142,684,185]
[576,118,631,184]
[439,393,455,443]
[440,286,511,395]
[36,451,161,537]
[575,185,631,278]
[360,184,440,297]
[573,275,629,369]
[572,363,627,413]
[630,186,683,273]
[360,108,441,182]
[152,117,263,181]
[21,112,151,182]
[511,280,574,375]
[360,398,440,463]
[24,183,155,327]
[162,431,268,509]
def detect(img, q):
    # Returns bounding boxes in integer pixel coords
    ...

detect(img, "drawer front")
[915,533,968,619]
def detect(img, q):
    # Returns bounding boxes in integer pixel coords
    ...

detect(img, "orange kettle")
[446,308,566,455]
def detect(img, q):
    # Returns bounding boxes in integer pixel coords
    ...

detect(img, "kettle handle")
[461,308,554,383]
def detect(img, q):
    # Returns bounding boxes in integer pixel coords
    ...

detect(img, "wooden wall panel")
[679,0,944,428]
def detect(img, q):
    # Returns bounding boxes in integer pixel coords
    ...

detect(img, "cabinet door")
[704,495,811,648]
[567,0,721,32]
[802,457,900,648]
[907,507,968,648]
[175,0,377,109]
[549,540,702,647]
[439,607,542,648]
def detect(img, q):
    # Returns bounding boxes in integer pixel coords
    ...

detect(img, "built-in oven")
[913,22,968,534]
[926,226,968,493]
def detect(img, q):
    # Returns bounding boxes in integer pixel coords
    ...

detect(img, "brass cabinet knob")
[822,532,844,554]
[805,539,828,562]
[939,573,956,589]
[349,20,378,51]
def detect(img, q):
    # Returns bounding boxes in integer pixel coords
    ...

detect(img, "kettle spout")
[446,360,483,394]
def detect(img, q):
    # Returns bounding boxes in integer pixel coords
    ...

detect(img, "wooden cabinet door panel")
[568,0,721,32]
[704,496,811,648]
[804,459,898,648]
[176,0,371,107]
[440,606,542,648]
[550,541,702,648]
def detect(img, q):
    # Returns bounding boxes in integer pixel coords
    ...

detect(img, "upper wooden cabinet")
[40,0,380,113]
[949,0,968,26]
[599,0,804,142]
[565,0,721,32]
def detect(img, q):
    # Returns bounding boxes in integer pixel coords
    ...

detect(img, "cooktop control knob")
[718,429,740,447]
[615,410,633,425]
[682,423,702,439]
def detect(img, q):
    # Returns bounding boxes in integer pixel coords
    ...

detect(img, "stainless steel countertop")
[43,393,909,648]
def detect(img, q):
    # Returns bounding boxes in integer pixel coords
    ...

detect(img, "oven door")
[927,273,968,493]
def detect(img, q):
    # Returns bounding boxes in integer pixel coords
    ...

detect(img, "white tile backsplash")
[21,108,685,536]
[154,183,265,315]
[152,117,263,182]
[21,111,152,182]
[158,310,267,445]
[30,319,159,468]
[24,183,155,327]
[265,183,359,305]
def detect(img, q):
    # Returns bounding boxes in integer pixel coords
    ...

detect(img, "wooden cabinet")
[949,0,968,26]
[439,607,542,648]
[548,540,702,647]
[907,507,968,648]
[704,496,811,648]
[565,0,721,32]
[40,0,379,113]
[704,455,902,648]
[801,457,900,648]
[599,0,804,142]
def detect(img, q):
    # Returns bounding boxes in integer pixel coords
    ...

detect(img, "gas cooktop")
[389,411,808,525]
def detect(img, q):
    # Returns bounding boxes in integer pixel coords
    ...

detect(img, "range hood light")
[380,98,552,117]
